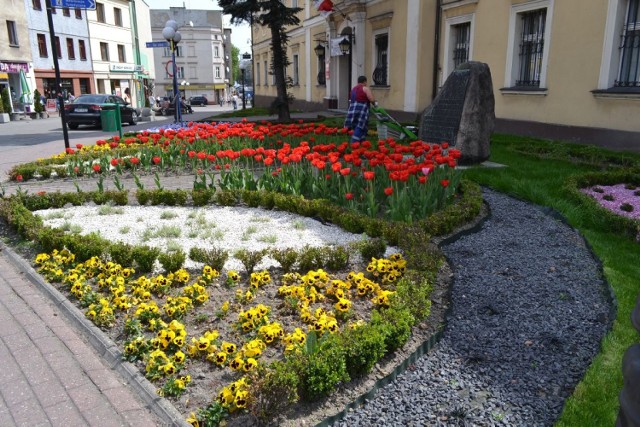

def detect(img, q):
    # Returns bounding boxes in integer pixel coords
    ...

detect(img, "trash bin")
[100,109,117,131]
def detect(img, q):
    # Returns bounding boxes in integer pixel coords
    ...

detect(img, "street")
[0,103,234,180]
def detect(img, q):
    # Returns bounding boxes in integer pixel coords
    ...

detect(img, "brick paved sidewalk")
[0,246,188,426]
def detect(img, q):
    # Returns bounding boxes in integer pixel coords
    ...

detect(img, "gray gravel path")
[337,188,613,426]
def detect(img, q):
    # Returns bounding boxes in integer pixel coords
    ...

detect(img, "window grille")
[372,33,388,86]
[317,54,326,85]
[453,22,470,68]
[516,9,546,87]
[617,0,640,86]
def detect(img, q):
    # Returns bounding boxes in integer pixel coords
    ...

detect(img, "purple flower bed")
[581,183,640,220]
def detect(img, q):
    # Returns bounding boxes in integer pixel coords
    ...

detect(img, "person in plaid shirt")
[344,76,377,143]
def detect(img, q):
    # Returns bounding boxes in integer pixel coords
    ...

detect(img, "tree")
[231,46,240,84]
[218,0,302,121]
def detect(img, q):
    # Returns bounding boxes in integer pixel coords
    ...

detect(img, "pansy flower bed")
[1,120,485,425]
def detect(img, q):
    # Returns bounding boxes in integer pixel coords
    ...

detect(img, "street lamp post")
[240,53,251,110]
[162,20,182,123]
[339,34,352,106]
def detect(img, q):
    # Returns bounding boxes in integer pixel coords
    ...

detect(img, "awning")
[19,69,31,103]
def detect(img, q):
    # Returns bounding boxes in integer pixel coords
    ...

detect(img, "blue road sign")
[146,41,170,48]
[51,0,96,9]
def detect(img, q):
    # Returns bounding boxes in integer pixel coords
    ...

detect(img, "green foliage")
[357,237,387,261]
[65,232,106,262]
[340,323,387,378]
[393,276,433,322]
[240,190,262,207]
[158,249,186,273]
[196,402,227,427]
[189,246,229,271]
[1,87,11,114]
[131,245,160,273]
[247,361,299,424]
[233,248,267,275]
[37,227,67,252]
[270,247,298,273]
[215,190,238,206]
[33,89,44,114]
[109,242,135,267]
[192,189,214,206]
[296,246,325,273]
[136,189,151,206]
[324,246,350,271]
[0,200,42,240]
[297,334,349,401]
[370,307,414,352]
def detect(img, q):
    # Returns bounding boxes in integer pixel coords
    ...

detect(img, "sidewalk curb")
[0,241,190,427]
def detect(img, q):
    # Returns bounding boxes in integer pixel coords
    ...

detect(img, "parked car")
[189,96,208,106]
[64,94,138,129]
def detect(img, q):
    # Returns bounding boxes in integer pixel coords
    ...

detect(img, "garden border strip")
[0,241,191,427]
[314,199,492,427]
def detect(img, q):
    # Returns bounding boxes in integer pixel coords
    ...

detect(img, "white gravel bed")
[34,205,381,272]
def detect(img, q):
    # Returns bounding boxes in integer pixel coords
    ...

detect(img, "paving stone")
[43,399,85,425]
[32,379,71,408]
[9,397,49,426]
[1,379,36,407]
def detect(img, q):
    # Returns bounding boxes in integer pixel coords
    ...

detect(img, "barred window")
[317,53,326,85]
[516,9,546,87]
[616,0,640,86]
[453,22,470,68]
[372,33,388,86]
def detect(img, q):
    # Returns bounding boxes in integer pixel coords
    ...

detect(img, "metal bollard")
[617,295,640,427]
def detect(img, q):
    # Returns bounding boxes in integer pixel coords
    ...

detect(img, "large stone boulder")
[419,61,495,165]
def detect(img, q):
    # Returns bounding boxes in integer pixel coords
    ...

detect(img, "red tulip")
[152,156,161,165]
[345,193,354,201]
[440,179,449,187]
[384,187,393,196]
[15,174,23,182]
[92,164,101,173]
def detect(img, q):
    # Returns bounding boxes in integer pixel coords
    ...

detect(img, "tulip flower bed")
[1,120,482,425]
[9,121,461,223]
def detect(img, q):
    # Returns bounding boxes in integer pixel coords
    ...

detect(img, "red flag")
[314,0,334,16]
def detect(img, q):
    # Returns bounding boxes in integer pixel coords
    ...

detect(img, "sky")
[148,0,252,53]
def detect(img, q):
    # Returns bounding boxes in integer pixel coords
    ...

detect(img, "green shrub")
[37,227,67,252]
[241,190,262,208]
[109,242,135,267]
[66,232,106,262]
[192,189,214,206]
[159,189,188,206]
[33,89,44,114]
[296,246,325,273]
[0,200,42,240]
[90,191,111,205]
[270,247,298,273]
[1,88,11,114]
[393,276,433,322]
[358,237,387,261]
[132,245,160,273]
[258,191,276,209]
[325,246,350,271]
[136,189,151,205]
[371,307,414,352]
[247,361,299,424]
[158,249,186,273]
[110,190,129,206]
[234,248,267,275]
[340,323,387,378]
[298,334,349,401]
[189,246,228,271]
[215,190,238,206]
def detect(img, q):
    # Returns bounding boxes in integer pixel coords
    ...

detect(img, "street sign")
[146,41,170,48]
[51,0,96,9]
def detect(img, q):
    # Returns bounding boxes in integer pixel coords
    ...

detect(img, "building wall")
[24,0,94,101]
[440,0,640,138]
[150,8,229,104]
[1,0,34,112]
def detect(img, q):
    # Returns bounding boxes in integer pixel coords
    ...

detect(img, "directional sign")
[51,0,96,9]
[146,41,170,48]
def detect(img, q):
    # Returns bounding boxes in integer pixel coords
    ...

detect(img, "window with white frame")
[504,1,553,89]
[443,14,474,80]
[292,54,299,85]
[177,67,184,79]
[215,66,221,78]
[372,31,389,86]
[214,46,220,58]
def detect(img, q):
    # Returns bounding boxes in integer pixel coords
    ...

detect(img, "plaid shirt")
[344,101,370,140]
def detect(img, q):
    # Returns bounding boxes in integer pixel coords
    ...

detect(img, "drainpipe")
[431,0,442,100]
[130,0,143,108]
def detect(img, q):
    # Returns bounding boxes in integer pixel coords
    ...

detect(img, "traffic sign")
[146,41,170,48]
[51,0,96,9]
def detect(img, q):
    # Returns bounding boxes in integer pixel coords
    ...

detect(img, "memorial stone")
[419,61,495,165]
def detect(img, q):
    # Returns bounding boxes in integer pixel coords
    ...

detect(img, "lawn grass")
[462,134,640,426]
